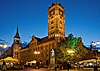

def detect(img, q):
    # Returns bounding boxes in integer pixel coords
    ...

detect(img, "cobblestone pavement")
[1,67,100,71]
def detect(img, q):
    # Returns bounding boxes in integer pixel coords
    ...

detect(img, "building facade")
[19,2,65,65]
[12,2,94,66]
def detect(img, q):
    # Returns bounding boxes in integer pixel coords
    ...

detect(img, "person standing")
[2,62,7,70]
[67,63,71,71]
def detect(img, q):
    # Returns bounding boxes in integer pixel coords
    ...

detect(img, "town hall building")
[12,2,66,65]
[12,2,94,66]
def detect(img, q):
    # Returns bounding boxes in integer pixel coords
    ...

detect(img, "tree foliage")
[55,34,87,63]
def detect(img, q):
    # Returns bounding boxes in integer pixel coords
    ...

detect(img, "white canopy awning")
[28,60,37,64]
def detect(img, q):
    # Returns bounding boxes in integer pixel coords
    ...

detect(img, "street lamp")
[91,41,100,71]
[34,51,40,69]
[34,51,40,54]
[91,41,100,58]
[0,44,8,65]
[34,51,40,60]
[0,44,8,57]
[67,49,75,54]
[67,49,75,63]
[67,49,75,56]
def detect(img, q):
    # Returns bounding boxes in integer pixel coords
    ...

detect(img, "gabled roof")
[37,36,55,45]
[21,36,55,50]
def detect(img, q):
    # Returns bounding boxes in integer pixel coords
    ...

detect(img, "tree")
[55,34,87,63]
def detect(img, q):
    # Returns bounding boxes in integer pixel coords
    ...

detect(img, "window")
[41,47,43,50]
[60,21,62,24]
[50,8,55,16]
[51,21,53,24]
[51,27,54,29]
[59,8,63,17]
[56,19,58,28]
[60,27,62,29]
[28,49,31,52]
[51,16,53,19]
[60,16,62,19]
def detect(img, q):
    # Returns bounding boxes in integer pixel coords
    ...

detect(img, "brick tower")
[48,2,65,39]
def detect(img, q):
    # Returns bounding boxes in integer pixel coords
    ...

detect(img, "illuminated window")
[59,8,63,17]
[55,34,59,37]
[53,34,54,37]
[50,8,55,16]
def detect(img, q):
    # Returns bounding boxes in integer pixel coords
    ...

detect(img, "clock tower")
[48,2,65,39]
[12,26,21,59]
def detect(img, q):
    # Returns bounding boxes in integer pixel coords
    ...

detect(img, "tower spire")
[14,26,20,39]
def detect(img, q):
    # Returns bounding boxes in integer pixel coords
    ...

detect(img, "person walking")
[67,63,71,71]
[2,62,7,71]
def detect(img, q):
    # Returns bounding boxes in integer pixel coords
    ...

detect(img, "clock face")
[59,9,63,16]
[51,11,54,14]
[60,11,63,14]
[50,8,55,16]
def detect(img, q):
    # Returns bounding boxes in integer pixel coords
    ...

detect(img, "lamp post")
[34,51,40,69]
[64,49,75,71]
[0,44,8,64]
[67,49,75,62]
[67,49,75,59]
[34,51,40,55]
[34,51,40,62]
[91,41,100,71]
[67,49,75,55]
[67,49,75,63]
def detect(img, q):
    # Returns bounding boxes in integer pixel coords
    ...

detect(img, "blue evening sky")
[0,0,100,47]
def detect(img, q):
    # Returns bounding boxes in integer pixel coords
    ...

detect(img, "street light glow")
[92,42,97,46]
[67,49,75,54]
[96,41,100,45]
[3,44,8,49]
[34,51,40,54]
[0,44,3,47]
[0,44,8,48]
[92,41,100,46]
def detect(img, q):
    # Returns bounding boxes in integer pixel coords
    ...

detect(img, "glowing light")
[0,44,7,48]
[92,42,97,46]
[34,51,37,54]
[34,51,40,54]
[28,60,37,63]
[89,63,93,66]
[67,49,75,54]
[55,34,59,37]
[3,44,8,48]
[37,51,40,54]
[0,44,3,47]
[96,41,100,45]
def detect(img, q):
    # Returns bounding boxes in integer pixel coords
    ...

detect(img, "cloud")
[0,39,8,44]
[0,39,5,41]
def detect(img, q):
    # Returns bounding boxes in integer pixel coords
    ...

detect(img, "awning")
[0,57,18,62]
[28,60,37,64]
